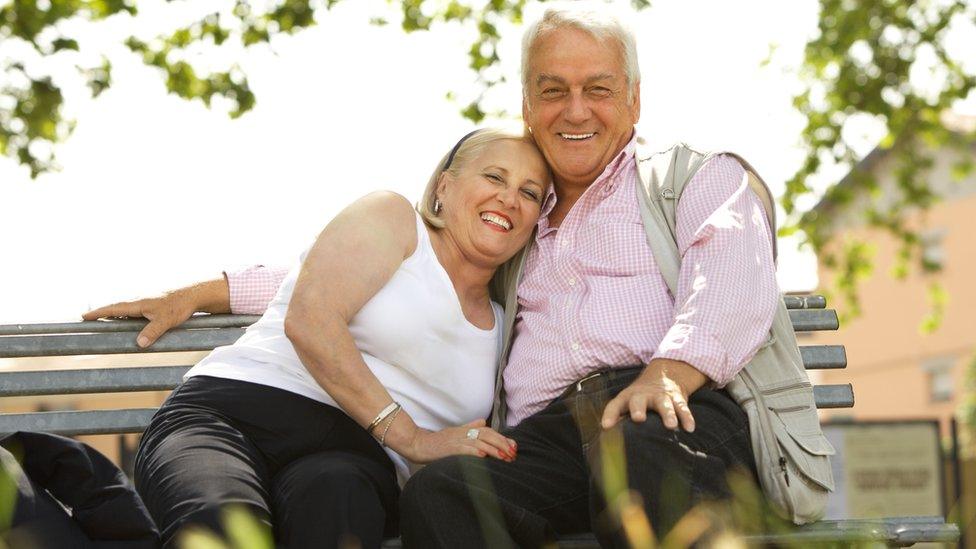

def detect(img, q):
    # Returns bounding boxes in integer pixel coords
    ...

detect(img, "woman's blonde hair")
[417,126,545,228]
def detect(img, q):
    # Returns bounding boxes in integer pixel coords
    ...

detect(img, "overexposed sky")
[0,0,851,323]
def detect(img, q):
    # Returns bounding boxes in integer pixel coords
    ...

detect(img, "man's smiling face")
[522,26,640,189]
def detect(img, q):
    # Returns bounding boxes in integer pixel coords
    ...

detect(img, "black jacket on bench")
[1,431,159,548]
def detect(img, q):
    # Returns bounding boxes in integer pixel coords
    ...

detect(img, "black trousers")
[400,367,758,548]
[134,376,399,549]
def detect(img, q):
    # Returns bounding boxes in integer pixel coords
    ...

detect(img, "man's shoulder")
[632,139,727,188]
[634,138,711,161]
[634,139,756,180]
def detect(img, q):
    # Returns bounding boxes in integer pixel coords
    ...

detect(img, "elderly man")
[87,4,783,547]
[397,6,779,547]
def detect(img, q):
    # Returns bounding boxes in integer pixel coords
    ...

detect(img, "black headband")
[442,129,483,172]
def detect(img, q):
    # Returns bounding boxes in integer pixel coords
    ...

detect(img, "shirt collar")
[537,131,639,224]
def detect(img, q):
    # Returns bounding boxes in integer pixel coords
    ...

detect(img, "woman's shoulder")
[352,191,415,220]
[341,191,419,259]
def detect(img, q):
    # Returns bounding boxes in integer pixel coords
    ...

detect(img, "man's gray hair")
[521,2,640,99]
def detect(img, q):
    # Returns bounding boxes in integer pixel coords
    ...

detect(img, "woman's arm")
[286,192,516,464]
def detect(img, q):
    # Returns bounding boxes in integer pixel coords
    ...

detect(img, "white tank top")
[186,213,502,484]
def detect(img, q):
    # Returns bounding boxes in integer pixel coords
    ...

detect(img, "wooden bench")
[0,296,959,546]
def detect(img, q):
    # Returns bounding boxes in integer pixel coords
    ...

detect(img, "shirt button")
[561,239,569,247]
[571,342,581,351]
[567,278,576,286]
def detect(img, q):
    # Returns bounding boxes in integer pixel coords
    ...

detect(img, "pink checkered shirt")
[502,137,779,425]
[225,138,780,428]
[225,265,289,314]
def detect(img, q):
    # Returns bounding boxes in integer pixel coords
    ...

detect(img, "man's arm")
[602,155,779,431]
[82,266,288,347]
[225,265,290,314]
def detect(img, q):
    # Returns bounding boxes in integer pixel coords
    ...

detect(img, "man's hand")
[82,278,230,348]
[600,358,709,432]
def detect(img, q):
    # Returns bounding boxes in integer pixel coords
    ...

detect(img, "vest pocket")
[766,391,836,492]
[728,369,834,523]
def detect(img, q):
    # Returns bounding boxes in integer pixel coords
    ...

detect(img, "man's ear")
[522,97,532,132]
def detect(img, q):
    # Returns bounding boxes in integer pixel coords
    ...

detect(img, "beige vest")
[489,140,834,525]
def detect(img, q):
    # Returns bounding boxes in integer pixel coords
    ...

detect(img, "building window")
[922,357,954,403]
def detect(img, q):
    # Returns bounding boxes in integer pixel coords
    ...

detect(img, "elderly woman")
[116,127,549,548]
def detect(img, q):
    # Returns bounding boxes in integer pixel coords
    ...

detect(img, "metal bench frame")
[0,296,958,546]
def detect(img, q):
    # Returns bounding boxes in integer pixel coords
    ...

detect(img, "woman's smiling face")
[437,139,550,266]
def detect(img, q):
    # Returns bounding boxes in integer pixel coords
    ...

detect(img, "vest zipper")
[740,369,795,516]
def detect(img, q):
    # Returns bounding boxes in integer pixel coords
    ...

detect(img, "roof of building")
[809,113,976,217]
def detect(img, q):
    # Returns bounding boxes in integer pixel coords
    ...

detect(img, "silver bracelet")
[366,402,400,435]
[379,406,403,447]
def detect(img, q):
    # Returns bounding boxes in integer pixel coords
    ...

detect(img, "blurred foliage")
[960,353,976,453]
[0,444,20,536]
[177,505,273,549]
[0,0,653,178]
[786,0,976,329]
[597,426,788,548]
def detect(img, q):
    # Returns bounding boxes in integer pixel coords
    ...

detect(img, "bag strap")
[635,142,779,296]
[635,142,706,295]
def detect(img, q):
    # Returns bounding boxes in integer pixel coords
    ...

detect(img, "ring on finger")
[465,428,480,441]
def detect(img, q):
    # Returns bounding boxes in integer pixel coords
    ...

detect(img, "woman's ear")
[436,171,452,198]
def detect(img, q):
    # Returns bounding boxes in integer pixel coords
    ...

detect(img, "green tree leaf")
[3,0,603,177]
[786,0,976,327]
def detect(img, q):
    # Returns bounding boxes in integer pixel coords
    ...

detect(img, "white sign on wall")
[822,421,944,520]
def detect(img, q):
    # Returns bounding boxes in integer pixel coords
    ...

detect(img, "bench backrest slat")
[0,295,821,337]
[798,345,846,369]
[0,328,247,358]
[812,384,854,408]
[1,382,854,436]
[782,295,826,309]
[787,309,839,331]
[0,345,850,398]
[0,315,262,336]
[0,409,158,436]
[0,310,840,360]
[0,366,193,397]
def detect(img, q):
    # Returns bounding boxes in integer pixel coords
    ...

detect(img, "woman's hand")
[400,419,518,464]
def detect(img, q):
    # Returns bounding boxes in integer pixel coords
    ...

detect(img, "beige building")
[806,119,976,437]
[803,116,976,544]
